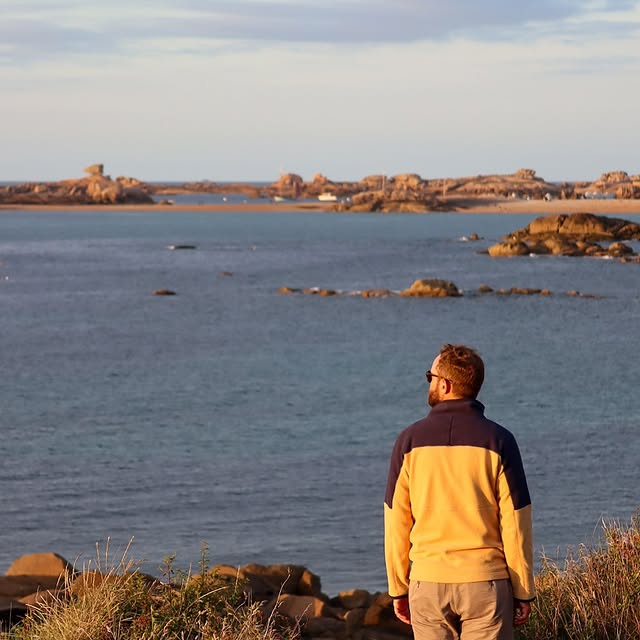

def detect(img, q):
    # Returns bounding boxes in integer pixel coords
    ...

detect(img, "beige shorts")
[409,578,514,640]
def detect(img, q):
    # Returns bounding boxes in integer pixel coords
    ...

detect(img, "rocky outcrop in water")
[515,212,640,240]
[400,279,462,297]
[487,213,640,257]
[278,280,604,298]
[339,191,450,213]
[278,279,462,298]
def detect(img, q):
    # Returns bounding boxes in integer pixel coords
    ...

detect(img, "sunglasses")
[425,370,450,384]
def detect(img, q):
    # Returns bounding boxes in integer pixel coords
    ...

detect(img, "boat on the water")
[318,193,338,202]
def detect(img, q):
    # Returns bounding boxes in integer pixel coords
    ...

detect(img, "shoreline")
[451,197,640,215]
[2,197,640,215]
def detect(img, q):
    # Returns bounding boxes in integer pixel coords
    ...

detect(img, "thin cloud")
[166,0,639,42]
[0,19,114,58]
[2,0,639,64]
[134,1,592,43]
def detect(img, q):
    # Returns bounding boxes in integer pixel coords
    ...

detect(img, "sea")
[1,202,639,597]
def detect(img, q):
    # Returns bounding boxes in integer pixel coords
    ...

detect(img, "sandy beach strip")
[451,197,640,215]
[2,198,640,215]
[0,201,332,213]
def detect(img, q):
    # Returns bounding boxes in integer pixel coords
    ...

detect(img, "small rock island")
[487,212,640,258]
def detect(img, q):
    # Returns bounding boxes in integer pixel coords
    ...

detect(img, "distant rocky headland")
[0,164,156,206]
[2,165,640,211]
[265,168,640,213]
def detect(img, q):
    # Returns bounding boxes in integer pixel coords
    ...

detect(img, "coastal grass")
[517,514,640,640]
[2,542,297,640]
[3,516,640,639]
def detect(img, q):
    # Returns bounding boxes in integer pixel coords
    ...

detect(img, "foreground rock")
[488,213,640,257]
[0,553,74,628]
[0,552,411,639]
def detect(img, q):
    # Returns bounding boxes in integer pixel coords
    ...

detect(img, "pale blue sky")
[2,1,639,182]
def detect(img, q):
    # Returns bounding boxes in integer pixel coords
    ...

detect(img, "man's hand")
[393,596,411,625]
[513,600,532,626]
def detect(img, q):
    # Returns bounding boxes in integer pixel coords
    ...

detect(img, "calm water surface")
[1,209,639,595]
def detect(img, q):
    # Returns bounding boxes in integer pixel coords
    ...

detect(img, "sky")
[2,0,640,183]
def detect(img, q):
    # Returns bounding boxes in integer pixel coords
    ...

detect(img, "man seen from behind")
[384,344,535,640]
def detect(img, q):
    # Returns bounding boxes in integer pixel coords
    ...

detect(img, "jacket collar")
[429,398,485,415]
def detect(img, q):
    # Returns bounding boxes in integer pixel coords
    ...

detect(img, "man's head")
[427,343,485,406]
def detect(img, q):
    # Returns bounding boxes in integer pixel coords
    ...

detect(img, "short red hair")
[437,344,485,398]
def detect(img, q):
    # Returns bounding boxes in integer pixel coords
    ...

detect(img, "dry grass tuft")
[518,514,640,639]
[2,541,297,640]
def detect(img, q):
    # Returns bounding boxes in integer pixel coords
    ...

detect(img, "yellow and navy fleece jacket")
[384,398,535,602]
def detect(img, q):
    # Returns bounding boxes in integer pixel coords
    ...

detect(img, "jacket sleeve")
[384,434,413,598]
[497,433,536,601]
